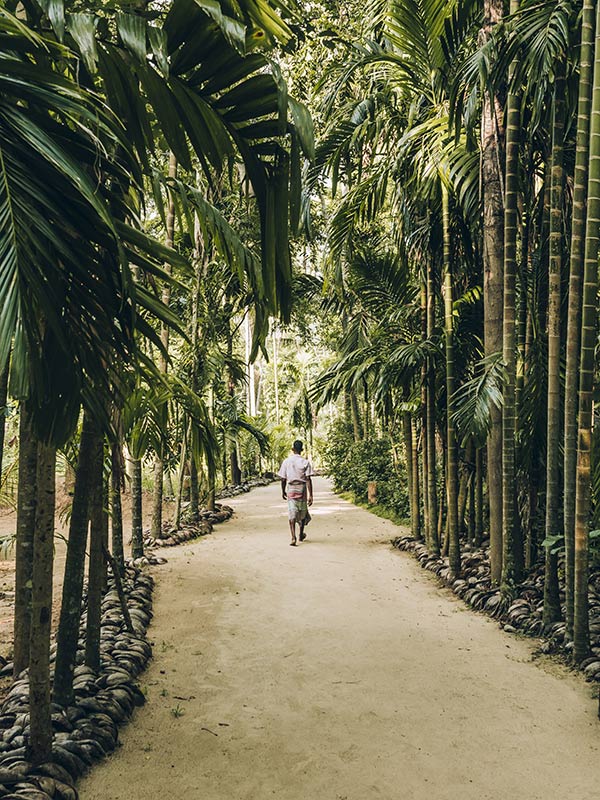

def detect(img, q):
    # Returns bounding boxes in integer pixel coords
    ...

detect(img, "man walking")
[278,440,314,546]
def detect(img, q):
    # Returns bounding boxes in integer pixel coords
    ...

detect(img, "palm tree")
[573,0,600,664]
[564,0,596,642]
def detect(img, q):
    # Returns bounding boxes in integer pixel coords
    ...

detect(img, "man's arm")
[307,477,313,506]
[281,478,287,500]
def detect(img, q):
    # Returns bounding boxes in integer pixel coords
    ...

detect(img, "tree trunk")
[151,152,178,539]
[475,447,484,546]
[230,443,241,486]
[131,457,144,559]
[467,440,476,544]
[350,390,362,442]
[426,256,439,555]
[573,0,600,663]
[13,408,37,677]
[150,458,165,538]
[190,455,200,522]
[85,433,105,672]
[442,186,460,578]
[501,0,522,590]
[53,410,98,706]
[0,359,9,478]
[411,417,421,540]
[420,283,430,545]
[481,0,505,586]
[111,442,125,577]
[543,63,567,626]
[174,425,188,529]
[28,440,55,765]
[564,0,595,642]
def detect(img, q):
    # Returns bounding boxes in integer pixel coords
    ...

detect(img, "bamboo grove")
[0,0,313,766]
[307,0,600,665]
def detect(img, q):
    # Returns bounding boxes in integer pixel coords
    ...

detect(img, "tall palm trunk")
[564,0,596,642]
[151,152,178,539]
[13,408,37,677]
[475,447,484,546]
[573,0,600,663]
[411,417,420,540]
[466,439,476,543]
[403,407,420,540]
[111,441,125,576]
[543,64,567,626]
[501,0,523,590]
[0,359,9,478]
[481,0,505,585]
[131,457,144,559]
[53,410,98,706]
[174,422,189,529]
[420,282,429,544]
[426,255,439,555]
[86,435,105,671]
[28,440,56,765]
[442,186,460,577]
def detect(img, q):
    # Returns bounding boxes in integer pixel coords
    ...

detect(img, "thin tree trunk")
[481,0,505,586]
[0,359,9,479]
[151,152,178,539]
[420,282,429,546]
[174,425,188,529]
[273,330,280,425]
[85,432,105,672]
[564,0,596,642]
[111,442,125,576]
[53,411,98,706]
[13,408,37,677]
[543,63,567,626]
[28,440,55,765]
[131,457,143,559]
[442,186,460,578]
[501,0,523,590]
[467,440,476,543]
[475,447,484,546]
[515,207,529,417]
[350,391,362,442]
[190,455,200,522]
[426,257,439,555]
[573,0,600,663]
[165,469,174,498]
[103,545,134,634]
[458,469,469,534]
[411,417,421,540]
[403,409,420,539]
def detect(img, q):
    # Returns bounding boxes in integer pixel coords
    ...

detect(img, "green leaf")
[117,13,148,63]
[66,13,98,74]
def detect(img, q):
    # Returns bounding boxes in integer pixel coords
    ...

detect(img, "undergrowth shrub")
[322,419,409,518]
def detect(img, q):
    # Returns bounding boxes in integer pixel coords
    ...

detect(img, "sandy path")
[79,478,600,800]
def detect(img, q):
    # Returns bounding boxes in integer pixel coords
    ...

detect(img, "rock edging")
[0,565,154,799]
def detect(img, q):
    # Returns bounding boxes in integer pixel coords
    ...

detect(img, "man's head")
[292,439,303,454]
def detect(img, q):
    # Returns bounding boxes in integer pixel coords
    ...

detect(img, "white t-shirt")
[278,454,313,484]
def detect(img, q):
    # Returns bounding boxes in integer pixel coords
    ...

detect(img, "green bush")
[322,419,409,517]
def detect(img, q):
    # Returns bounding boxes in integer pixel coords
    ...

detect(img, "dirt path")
[79,478,600,800]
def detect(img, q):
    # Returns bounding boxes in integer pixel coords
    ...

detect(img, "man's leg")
[288,519,297,545]
[299,519,307,541]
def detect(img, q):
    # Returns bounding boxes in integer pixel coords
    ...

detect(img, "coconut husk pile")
[0,565,153,799]
[218,474,276,499]
[393,536,600,681]
[142,503,234,550]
